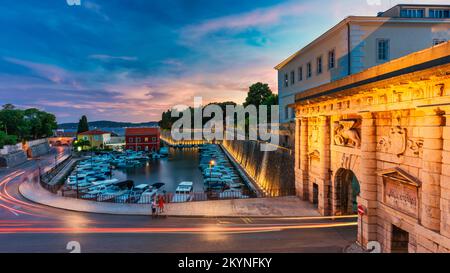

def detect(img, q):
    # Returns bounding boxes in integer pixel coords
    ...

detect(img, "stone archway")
[334,168,360,215]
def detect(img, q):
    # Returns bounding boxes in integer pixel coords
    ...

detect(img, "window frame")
[306,62,312,78]
[316,55,323,75]
[290,70,295,85]
[376,39,390,62]
[328,49,336,70]
[429,9,450,18]
[298,66,303,82]
[284,73,289,87]
[400,8,425,18]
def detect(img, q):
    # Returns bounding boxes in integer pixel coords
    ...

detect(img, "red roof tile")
[125,127,160,136]
[78,129,111,136]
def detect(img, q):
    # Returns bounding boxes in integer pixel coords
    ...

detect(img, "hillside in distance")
[58,120,159,130]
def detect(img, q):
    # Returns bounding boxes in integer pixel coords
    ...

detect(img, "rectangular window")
[284,73,288,87]
[129,138,133,143]
[377,39,390,62]
[152,137,156,141]
[298,66,303,81]
[328,49,335,69]
[290,70,295,85]
[145,137,149,142]
[429,9,450,18]
[306,62,312,78]
[316,56,322,74]
[400,9,424,18]
[136,137,141,143]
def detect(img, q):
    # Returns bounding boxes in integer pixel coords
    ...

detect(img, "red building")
[125,127,160,152]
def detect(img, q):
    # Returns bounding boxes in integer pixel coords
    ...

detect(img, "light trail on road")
[0,147,358,253]
[0,221,357,234]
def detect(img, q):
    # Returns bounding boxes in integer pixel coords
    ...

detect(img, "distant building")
[49,130,77,146]
[275,4,450,146]
[125,128,160,152]
[77,129,111,149]
[105,136,126,151]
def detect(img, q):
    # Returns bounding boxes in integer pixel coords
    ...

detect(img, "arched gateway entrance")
[334,168,360,215]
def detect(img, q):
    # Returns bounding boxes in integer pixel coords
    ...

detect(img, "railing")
[39,155,72,194]
[60,189,258,204]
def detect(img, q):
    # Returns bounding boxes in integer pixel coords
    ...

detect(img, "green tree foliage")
[0,131,17,149]
[77,115,89,134]
[0,104,57,143]
[73,139,91,151]
[244,82,273,107]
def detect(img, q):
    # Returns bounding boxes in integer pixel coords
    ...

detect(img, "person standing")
[158,194,165,213]
[151,197,158,218]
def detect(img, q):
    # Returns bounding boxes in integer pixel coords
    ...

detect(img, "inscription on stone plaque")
[384,177,419,217]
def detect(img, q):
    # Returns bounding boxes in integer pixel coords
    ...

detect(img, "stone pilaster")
[358,112,378,247]
[318,115,331,215]
[294,115,302,197]
[297,117,309,200]
[419,107,444,232]
[440,107,450,237]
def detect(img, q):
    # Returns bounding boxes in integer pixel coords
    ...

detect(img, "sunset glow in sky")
[0,0,447,123]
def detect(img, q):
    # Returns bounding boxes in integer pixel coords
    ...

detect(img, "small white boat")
[171,181,194,203]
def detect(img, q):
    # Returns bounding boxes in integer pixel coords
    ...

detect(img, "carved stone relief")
[333,119,361,148]
[407,138,424,157]
[377,126,407,156]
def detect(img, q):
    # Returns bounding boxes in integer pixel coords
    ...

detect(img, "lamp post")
[76,170,79,199]
[209,160,215,180]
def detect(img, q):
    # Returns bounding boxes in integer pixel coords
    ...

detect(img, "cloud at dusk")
[0,0,440,123]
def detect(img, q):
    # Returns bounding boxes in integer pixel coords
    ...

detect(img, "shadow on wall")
[222,139,295,197]
[329,18,448,82]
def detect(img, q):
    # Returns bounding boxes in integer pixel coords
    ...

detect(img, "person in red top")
[157,194,165,213]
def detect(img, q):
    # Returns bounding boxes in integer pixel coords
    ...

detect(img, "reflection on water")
[112,148,205,192]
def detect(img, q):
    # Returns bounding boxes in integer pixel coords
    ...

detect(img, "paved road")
[0,148,357,253]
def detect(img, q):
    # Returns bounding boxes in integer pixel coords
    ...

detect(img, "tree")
[73,139,91,151]
[0,107,24,136]
[0,131,17,148]
[2,104,15,110]
[77,115,89,134]
[244,82,273,107]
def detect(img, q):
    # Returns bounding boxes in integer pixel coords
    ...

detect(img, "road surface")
[0,147,357,253]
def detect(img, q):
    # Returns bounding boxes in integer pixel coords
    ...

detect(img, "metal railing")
[39,155,72,194]
[60,189,259,204]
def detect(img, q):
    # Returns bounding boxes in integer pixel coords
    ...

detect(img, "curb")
[18,181,327,219]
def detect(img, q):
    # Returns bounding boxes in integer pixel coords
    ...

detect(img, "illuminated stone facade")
[292,42,450,253]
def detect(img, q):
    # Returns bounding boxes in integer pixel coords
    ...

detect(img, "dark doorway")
[391,225,409,253]
[335,169,360,215]
[313,183,319,208]
[0,157,6,168]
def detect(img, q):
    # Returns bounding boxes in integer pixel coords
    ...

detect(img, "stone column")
[441,106,450,238]
[318,115,331,215]
[358,112,378,247]
[297,117,309,200]
[419,107,444,232]
[294,115,302,197]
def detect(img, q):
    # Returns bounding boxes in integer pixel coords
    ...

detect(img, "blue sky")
[0,0,446,123]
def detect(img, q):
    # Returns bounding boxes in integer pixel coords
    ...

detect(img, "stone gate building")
[291,42,450,253]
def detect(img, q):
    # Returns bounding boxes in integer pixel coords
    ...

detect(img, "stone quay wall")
[222,139,295,197]
[25,138,51,158]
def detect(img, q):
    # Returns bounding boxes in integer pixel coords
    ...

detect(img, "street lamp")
[209,160,215,180]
